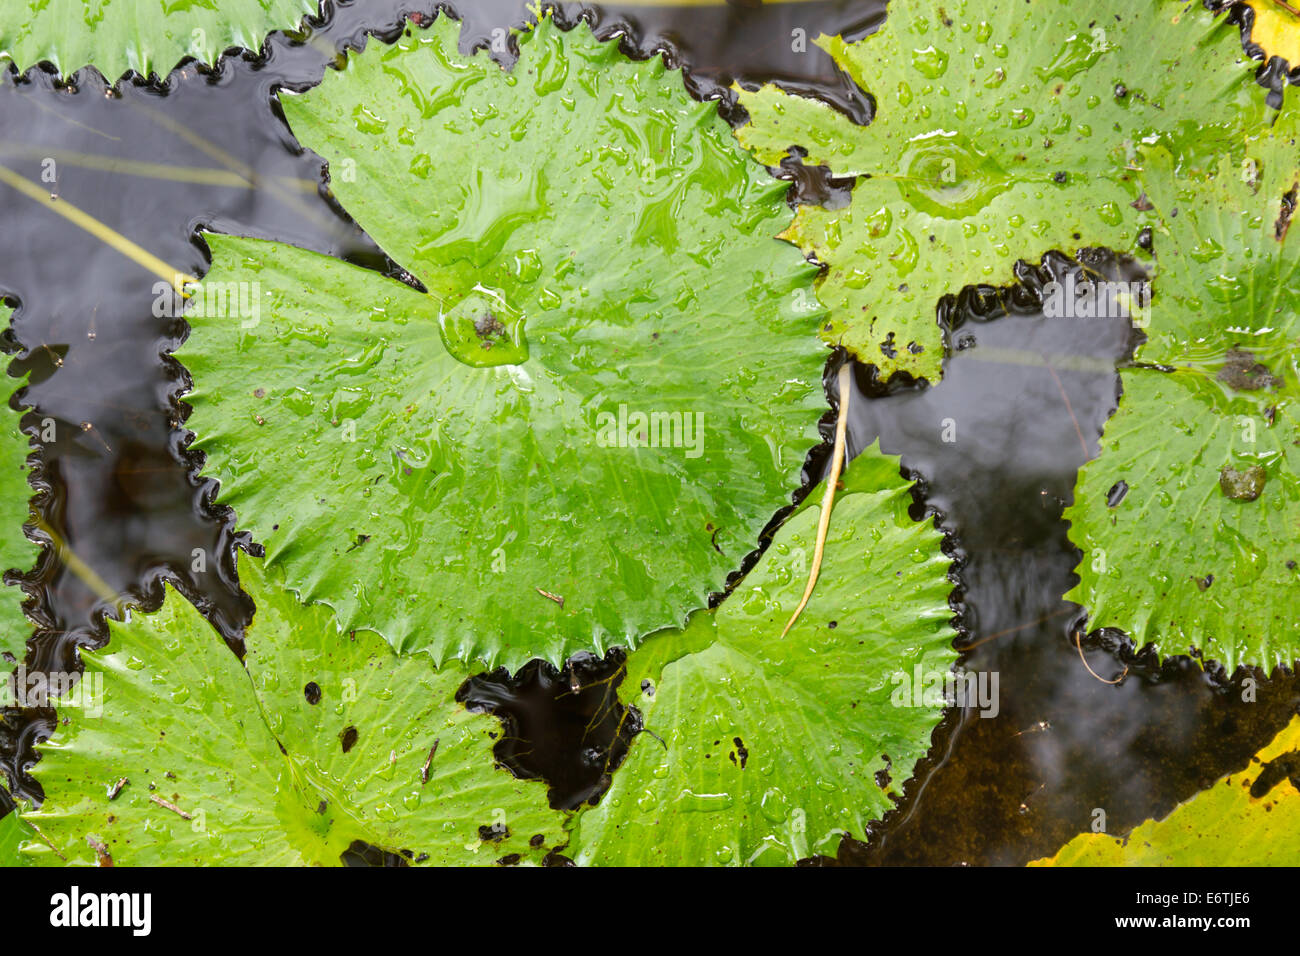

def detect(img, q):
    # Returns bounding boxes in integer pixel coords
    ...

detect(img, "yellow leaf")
[1246,0,1300,66]
[1032,715,1300,866]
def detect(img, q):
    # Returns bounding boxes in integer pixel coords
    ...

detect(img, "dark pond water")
[1,0,1296,866]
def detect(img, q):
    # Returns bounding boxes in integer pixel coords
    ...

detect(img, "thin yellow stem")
[781,362,852,638]
[1073,630,1127,685]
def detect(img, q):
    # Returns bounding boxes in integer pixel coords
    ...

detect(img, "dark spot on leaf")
[340,725,359,753]
[1106,480,1129,507]
[304,681,321,704]
[479,823,510,842]
[1217,348,1281,391]
[875,754,893,790]
[1276,183,1297,241]
[1249,751,1300,799]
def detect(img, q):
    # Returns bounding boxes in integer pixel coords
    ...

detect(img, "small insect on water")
[474,310,507,348]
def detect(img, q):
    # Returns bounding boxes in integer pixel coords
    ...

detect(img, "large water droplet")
[896,130,1010,219]
[678,790,734,813]
[438,291,529,368]
[1034,31,1108,83]
[911,45,950,79]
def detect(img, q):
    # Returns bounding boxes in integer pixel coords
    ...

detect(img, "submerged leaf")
[0,0,319,81]
[566,442,959,865]
[182,15,826,669]
[17,555,564,866]
[735,0,1272,381]
[1032,714,1300,866]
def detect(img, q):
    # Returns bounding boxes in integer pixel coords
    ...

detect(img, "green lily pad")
[17,554,564,866]
[0,306,36,665]
[734,0,1272,382]
[0,0,319,81]
[181,14,826,669]
[1032,714,1300,866]
[0,808,34,866]
[566,442,959,865]
[1064,121,1300,672]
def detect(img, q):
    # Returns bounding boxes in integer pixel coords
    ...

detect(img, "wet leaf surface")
[1065,120,1300,672]
[15,554,563,866]
[735,0,1274,382]
[0,798,34,865]
[182,14,826,669]
[0,0,321,81]
[568,443,958,865]
[0,314,35,663]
